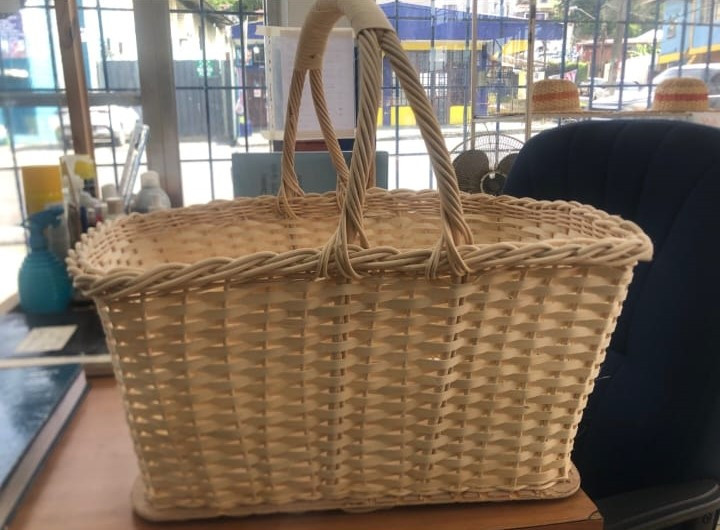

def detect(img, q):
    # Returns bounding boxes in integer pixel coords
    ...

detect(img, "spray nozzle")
[25,206,63,251]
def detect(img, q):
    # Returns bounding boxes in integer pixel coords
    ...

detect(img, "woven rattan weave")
[68,0,652,521]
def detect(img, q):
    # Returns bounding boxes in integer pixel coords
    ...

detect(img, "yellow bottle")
[21,165,63,215]
[21,165,70,259]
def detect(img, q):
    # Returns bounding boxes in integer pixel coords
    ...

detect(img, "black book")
[0,364,88,527]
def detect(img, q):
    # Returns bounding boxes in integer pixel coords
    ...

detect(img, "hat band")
[655,93,708,102]
[533,91,579,102]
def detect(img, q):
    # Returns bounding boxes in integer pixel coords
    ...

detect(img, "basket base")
[131,467,581,522]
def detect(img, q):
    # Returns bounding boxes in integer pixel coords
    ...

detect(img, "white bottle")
[131,171,171,214]
[106,197,125,221]
[101,183,119,201]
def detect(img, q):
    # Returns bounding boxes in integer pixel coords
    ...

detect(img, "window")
[702,0,720,23]
[168,0,267,205]
[709,72,720,93]
[434,72,448,97]
[666,17,677,39]
[5,1,718,214]
[0,0,141,246]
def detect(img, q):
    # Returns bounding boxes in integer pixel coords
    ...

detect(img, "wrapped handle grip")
[295,0,393,70]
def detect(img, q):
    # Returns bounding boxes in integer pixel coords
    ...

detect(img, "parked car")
[590,63,720,111]
[589,82,652,111]
[55,105,140,147]
[652,63,720,108]
[578,77,610,99]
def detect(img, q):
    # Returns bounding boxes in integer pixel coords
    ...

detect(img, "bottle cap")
[97,203,108,223]
[107,197,124,216]
[102,184,119,200]
[74,157,97,181]
[141,171,160,189]
[21,165,63,215]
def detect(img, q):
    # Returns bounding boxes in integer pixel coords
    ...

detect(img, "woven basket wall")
[68,0,652,522]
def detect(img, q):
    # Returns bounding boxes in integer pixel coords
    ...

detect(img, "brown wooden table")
[9,378,602,530]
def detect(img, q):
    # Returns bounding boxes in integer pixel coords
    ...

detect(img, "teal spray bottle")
[18,207,73,314]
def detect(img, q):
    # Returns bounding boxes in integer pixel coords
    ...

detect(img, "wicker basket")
[68,0,652,522]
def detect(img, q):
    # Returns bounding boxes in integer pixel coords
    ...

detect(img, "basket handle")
[278,0,391,209]
[278,68,353,210]
[283,0,474,278]
[278,0,400,212]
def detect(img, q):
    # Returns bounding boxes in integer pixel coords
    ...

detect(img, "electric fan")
[451,132,524,195]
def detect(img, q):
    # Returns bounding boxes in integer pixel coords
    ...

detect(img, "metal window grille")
[0,0,140,244]
[3,0,720,232]
[168,0,267,204]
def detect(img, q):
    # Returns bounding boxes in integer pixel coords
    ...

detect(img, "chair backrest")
[504,119,720,499]
[231,151,389,197]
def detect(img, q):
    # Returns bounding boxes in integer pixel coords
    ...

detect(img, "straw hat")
[653,77,709,111]
[532,79,581,113]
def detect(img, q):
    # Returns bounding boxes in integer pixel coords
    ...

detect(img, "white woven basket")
[68,0,652,521]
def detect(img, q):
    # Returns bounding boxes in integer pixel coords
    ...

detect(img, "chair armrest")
[595,479,720,530]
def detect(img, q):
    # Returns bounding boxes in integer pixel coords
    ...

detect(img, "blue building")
[661,0,720,66]
[234,1,564,125]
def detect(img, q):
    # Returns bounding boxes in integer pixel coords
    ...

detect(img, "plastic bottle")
[18,207,73,314]
[102,184,118,201]
[131,171,171,214]
[79,190,99,231]
[97,202,108,224]
[97,185,120,224]
[62,154,98,197]
[106,197,125,221]
[62,173,82,249]
[21,165,70,260]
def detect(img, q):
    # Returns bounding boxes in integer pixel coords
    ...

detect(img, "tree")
[557,0,657,40]
[204,0,263,12]
[554,0,659,84]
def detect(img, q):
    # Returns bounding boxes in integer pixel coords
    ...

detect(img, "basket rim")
[67,191,653,300]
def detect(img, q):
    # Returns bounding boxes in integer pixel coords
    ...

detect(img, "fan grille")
[452,133,524,195]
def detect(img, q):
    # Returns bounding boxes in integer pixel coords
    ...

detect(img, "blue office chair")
[504,120,720,529]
